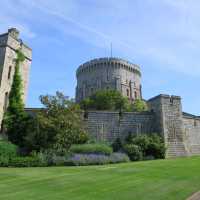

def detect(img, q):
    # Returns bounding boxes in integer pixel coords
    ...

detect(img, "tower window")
[126,89,129,97]
[135,91,137,99]
[3,92,9,111]
[8,66,12,79]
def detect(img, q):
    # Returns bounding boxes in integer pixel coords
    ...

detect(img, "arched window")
[8,66,12,79]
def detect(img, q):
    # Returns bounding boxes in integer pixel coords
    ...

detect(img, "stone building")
[0,28,32,128]
[1,28,200,158]
[76,57,200,158]
[76,58,142,102]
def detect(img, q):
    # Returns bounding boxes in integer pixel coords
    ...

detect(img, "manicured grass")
[0,157,200,200]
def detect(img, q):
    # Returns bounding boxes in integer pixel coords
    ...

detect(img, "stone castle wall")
[83,95,200,158]
[76,58,142,102]
[0,28,32,128]
[84,111,155,142]
[183,113,200,155]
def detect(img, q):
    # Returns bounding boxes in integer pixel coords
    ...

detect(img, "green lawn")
[0,157,200,200]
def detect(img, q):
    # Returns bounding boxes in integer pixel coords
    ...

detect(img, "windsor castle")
[1,28,200,158]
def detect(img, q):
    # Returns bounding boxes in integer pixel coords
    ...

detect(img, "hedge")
[70,144,113,155]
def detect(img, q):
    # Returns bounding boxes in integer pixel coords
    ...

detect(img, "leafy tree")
[80,90,130,111]
[26,92,88,154]
[132,99,148,112]
[3,50,30,147]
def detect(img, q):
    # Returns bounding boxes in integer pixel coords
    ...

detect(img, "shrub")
[124,134,166,160]
[0,140,18,166]
[109,153,130,163]
[112,138,123,152]
[70,144,113,155]
[8,156,43,167]
[146,142,166,159]
[0,140,18,158]
[35,149,69,166]
[123,144,143,161]
[65,153,129,166]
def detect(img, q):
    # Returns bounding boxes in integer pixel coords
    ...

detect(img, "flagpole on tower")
[110,43,113,58]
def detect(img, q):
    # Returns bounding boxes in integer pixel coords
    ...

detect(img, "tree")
[132,99,148,112]
[27,92,88,154]
[80,90,131,111]
[3,50,29,146]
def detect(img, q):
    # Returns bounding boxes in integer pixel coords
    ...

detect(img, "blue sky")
[1,0,200,115]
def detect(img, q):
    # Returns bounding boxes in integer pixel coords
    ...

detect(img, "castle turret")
[0,28,32,128]
[76,57,142,102]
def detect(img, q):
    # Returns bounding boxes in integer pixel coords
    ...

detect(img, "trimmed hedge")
[8,157,43,167]
[70,144,113,155]
[66,153,129,166]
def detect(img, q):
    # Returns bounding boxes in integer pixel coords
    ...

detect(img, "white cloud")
[2,0,200,76]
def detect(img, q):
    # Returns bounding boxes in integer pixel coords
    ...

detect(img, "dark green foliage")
[123,144,143,161]
[8,156,43,167]
[80,90,131,111]
[0,140,18,166]
[3,50,30,147]
[112,138,123,152]
[70,143,113,155]
[27,92,88,153]
[0,140,18,158]
[124,134,166,160]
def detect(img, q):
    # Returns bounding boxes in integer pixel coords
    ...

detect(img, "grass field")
[0,157,200,200]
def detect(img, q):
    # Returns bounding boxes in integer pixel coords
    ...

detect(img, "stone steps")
[167,142,188,158]
[190,145,200,155]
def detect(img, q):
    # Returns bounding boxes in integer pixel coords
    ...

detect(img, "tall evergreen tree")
[3,50,28,145]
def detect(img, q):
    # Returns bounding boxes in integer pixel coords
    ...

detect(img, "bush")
[0,140,18,158]
[0,140,18,166]
[65,153,129,166]
[109,153,130,163]
[124,134,166,160]
[36,150,68,166]
[112,138,123,152]
[8,156,43,167]
[123,144,143,161]
[70,144,113,155]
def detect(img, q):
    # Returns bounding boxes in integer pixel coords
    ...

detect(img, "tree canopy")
[80,90,148,112]
[80,90,131,111]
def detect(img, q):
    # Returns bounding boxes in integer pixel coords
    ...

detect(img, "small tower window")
[126,89,129,97]
[91,87,94,94]
[8,66,12,79]
[3,92,9,111]
[135,91,137,99]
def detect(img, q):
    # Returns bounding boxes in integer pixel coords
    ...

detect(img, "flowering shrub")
[65,153,129,166]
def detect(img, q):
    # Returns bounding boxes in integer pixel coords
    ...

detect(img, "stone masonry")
[0,28,32,128]
[76,58,142,102]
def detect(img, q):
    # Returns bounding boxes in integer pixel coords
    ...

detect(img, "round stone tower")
[76,57,142,102]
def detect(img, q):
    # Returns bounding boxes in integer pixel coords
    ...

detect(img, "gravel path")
[187,192,200,200]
